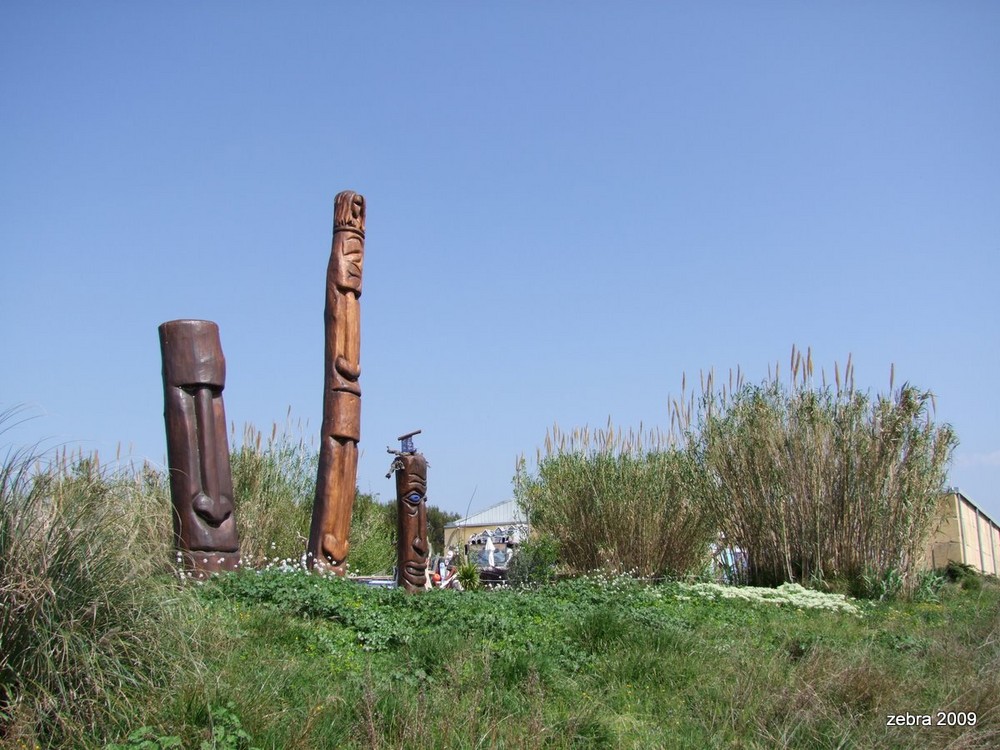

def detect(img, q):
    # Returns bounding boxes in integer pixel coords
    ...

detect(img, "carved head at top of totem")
[332,190,365,295]
[391,430,429,592]
[398,454,428,506]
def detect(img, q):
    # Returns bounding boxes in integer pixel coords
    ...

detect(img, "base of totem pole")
[306,555,348,577]
[177,550,241,579]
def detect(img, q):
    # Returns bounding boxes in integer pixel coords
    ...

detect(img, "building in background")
[449,492,999,578]
[443,499,528,557]
[924,491,999,575]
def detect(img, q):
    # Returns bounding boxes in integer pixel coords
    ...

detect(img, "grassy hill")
[52,568,1000,750]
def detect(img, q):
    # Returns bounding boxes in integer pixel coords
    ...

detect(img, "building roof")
[947,489,1000,528]
[444,498,526,528]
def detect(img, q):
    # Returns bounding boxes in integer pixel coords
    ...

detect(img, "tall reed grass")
[230,416,316,564]
[516,421,714,578]
[695,347,957,591]
[229,415,396,574]
[517,347,957,593]
[0,409,191,746]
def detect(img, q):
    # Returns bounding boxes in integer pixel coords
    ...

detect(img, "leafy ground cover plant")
[139,568,998,749]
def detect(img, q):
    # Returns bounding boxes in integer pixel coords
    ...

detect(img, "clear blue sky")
[2,3,998,521]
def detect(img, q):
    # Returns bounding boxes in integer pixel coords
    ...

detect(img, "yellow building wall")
[991,525,1000,576]
[924,494,964,570]
[960,501,982,571]
[978,510,997,576]
[444,524,505,552]
[923,492,1000,575]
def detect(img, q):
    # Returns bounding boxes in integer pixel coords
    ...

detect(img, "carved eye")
[407,492,422,503]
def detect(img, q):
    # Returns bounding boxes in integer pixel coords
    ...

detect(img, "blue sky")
[2,2,998,521]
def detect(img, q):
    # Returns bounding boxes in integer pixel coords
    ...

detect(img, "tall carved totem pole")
[308,191,366,573]
[387,430,429,592]
[159,319,241,576]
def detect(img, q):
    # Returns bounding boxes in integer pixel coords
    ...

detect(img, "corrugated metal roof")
[444,498,525,528]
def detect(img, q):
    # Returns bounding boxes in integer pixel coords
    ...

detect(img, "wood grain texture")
[159,319,241,577]
[308,191,366,574]
[393,452,429,592]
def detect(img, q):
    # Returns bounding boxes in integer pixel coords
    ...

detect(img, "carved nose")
[192,492,233,527]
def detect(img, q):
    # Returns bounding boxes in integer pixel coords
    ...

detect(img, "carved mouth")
[404,562,427,579]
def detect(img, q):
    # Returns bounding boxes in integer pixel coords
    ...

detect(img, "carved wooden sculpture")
[387,431,429,593]
[159,319,240,576]
[308,190,366,573]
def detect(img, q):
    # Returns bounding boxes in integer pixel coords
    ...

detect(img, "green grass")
[518,348,957,594]
[1,401,992,749]
[59,568,994,750]
[0,415,195,747]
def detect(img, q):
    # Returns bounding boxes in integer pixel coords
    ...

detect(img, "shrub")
[230,421,315,565]
[0,411,192,745]
[516,348,956,597]
[912,568,946,603]
[516,422,714,578]
[346,491,395,575]
[507,533,560,586]
[696,348,956,593]
[455,560,482,591]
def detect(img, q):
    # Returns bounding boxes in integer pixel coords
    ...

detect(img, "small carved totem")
[387,430,429,593]
[308,190,366,573]
[159,319,241,576]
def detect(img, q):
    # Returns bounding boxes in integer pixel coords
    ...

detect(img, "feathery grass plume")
[229,417,316,564]
[694,350,956,593]
[516,417,713,578]
[0,406,196,746]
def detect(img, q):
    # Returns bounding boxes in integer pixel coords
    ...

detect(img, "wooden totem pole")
[159,319,241,577]
[387,430,429,592]
[308,190,366,573]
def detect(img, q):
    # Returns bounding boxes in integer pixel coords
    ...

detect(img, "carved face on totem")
[159,320,240,561]
[400,455,427,506]
[395,453,429,590]
[333,191,365,295]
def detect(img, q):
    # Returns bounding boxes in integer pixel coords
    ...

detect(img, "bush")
[455,559,482,591]
[516,349,957,598]
[0,411,193,745]
[696,349,956,593]
[516,422,714,578]
[507,534,560,586]
[230,421,315,565]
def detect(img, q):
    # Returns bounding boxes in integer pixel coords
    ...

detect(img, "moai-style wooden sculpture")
[387,430,429,592]
[159,319,241,577]
[308,190,366,574]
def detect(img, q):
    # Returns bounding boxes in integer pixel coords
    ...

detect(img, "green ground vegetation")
[4,444,997,750]
[6,559,999,749]
[0,348,983,749]
[517,349,956,593]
